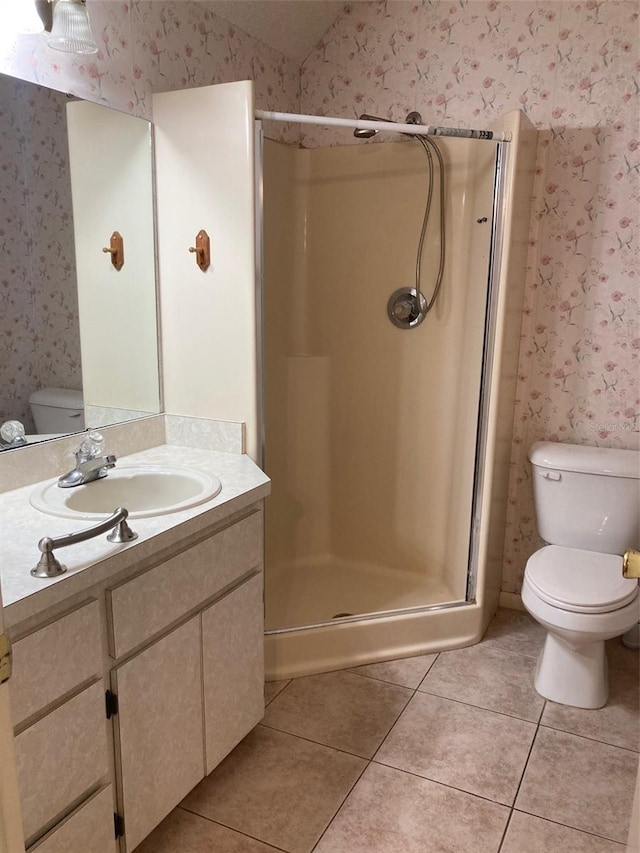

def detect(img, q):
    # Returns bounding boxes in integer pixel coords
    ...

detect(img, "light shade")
[47,0,98,54]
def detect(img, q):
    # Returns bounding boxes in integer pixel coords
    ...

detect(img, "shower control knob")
[394,298,413,321]
[387,287,427,329]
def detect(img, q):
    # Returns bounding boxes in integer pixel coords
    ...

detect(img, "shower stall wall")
[261,110,537,679]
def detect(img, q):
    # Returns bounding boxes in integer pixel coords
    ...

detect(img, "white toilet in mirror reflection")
[522,441,640,709]
[29,387,85,434]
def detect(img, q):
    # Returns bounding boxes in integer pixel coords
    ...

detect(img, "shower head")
[353,114,387,139]
[353,112,424,139]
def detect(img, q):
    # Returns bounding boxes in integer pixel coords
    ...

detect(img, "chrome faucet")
[58,431,116,488]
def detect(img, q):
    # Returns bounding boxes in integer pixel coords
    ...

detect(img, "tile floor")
[137,609,639,853]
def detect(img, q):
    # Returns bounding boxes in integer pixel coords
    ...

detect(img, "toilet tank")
[29,388,85,434]
[529,441,640,554]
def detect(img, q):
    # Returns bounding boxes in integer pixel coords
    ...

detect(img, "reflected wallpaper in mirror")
[0,73,161,448]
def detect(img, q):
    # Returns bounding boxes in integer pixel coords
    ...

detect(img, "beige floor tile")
[315,762,508,853]
[541,639,639,751]
[375,692,536,805]
[515,726,638,844]
[481,607,546,658]
[348,653,438,688]
[262,669,411,758]
[501,811,625,853]
[135,807,282,852]
[181,725,365,853]
[265,680,290,706]
[418,643,544,721]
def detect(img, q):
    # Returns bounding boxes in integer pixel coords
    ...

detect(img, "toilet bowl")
[523,442,640,710]
[522,546,638,708]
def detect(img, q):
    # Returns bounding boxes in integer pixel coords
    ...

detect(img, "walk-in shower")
[256,108,537,678]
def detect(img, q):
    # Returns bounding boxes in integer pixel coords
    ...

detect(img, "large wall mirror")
[0,73,161,450]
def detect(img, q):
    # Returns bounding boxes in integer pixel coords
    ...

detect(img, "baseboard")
[499,591,525,611]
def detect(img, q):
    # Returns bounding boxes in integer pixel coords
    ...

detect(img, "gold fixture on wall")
[189,229,211,271]
[623,549,640,579]
[102,231,125,270]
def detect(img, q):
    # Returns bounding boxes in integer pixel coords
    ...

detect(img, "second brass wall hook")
[189,229,210,271]
[102,231,124,270]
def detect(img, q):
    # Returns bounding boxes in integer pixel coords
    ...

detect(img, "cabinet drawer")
[28,786,116,853]
[15,681,110,844]
[11,600,103,727]
[109,509,262,658]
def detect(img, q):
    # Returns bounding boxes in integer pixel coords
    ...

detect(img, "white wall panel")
[153,81,258,460]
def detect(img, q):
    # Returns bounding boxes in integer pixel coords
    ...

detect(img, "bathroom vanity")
[1,423,270,852]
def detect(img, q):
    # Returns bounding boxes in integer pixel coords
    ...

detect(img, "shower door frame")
[255,118,510,635]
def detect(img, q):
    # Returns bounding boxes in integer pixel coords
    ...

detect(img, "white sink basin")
[30,464,222,520]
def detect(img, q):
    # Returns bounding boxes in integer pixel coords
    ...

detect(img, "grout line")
[264,679,292,707]
[512,807,630,847]
[509,707,542,809]
[310,654,448,850]
[452,639,544,663]
[371,666,424,761]
[309,758,371,852]
[256,721,374,761]
[262,671,416,762]
[538,720,640,754]
[346,667,436,691]
[410,684,543,726]
[370,758,515,809]
[496,807,515,853]
[176,806,291,852]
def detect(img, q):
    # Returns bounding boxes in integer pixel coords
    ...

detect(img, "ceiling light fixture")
[37,0,98,55]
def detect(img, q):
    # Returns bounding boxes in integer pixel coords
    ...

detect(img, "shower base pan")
[265,556,485,680]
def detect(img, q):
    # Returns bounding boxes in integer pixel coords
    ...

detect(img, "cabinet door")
[202,574,264,773]
[114,617,204,852]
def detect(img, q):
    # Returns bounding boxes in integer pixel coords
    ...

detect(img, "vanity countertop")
[0,444,270,629]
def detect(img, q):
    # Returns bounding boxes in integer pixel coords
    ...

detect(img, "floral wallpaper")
[0,0,300,139]
[0,0,300,434]
[300,0,639,594]
[0,76,81,431]
[1,1,638,595]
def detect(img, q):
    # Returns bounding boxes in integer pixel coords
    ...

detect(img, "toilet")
[29,387,85,434]
[522,441,640,709]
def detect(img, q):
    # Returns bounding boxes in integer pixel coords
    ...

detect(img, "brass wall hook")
[102,231,124,270]
[189,229,210,271]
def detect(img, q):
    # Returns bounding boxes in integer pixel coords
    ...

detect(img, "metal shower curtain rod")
[255,110,511,142]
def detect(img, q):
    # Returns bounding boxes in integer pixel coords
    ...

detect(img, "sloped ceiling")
[210,1,345,64]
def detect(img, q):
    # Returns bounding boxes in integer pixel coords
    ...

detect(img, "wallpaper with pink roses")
[298,1,639,592]
[0,0,300,433]
[1,1,638,594]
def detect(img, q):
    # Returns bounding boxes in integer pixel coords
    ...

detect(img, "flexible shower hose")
[414,135,446,316]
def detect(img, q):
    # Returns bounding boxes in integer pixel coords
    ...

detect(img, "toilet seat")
[525,545,638,614]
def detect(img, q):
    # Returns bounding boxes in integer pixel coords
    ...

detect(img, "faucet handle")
[0,420,26,447]
[77,430,104,461]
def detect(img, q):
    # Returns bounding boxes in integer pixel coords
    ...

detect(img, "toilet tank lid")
[29,388,84,410]
[529,441,640,480]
